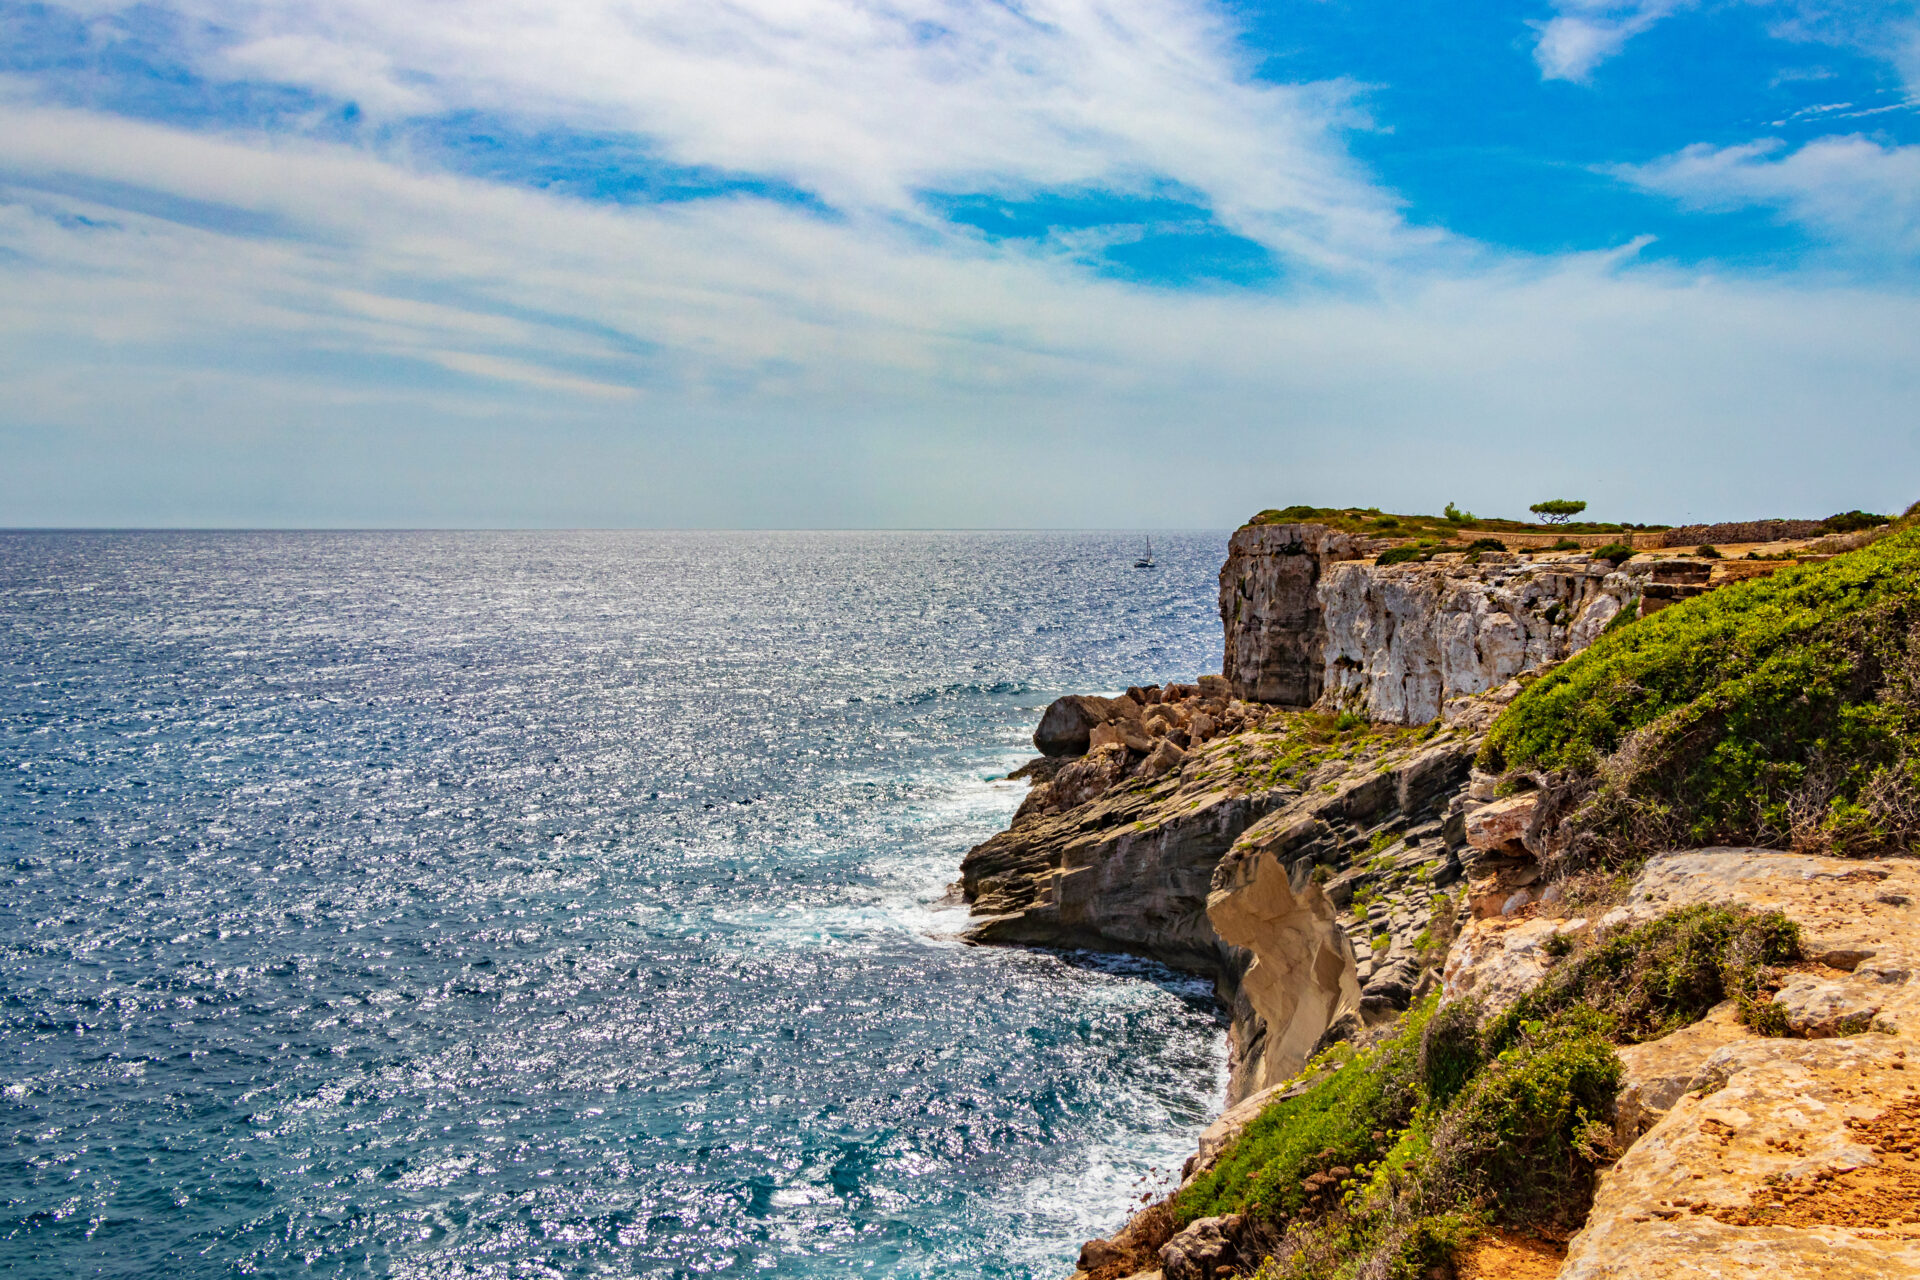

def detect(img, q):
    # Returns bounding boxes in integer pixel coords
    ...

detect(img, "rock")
[1770,975,1881,1038]
[1189,712,1216,744]
[1316,556,1643,725]
[1561,1036,1920,1279]
[1137,738,1187,781]
[1078,1237,1127,1272]
[1219,523,1363,705]
[1035,694,1122,757]
[1613,1002,1752,1146]
[1206,837,1361,1098]
[1441,915,1584,1014]
[1613,850,1920,1040]
[1464,792,1536,853]
[1158,1214,1243,1280]
[1048,744,1134,810]
[1360,957,1421,1019]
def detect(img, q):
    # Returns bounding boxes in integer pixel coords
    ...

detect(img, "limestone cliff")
[1217,520,1801,725]
[1317,557,1635,724]
[1217,523,1364,706]
[963,681,1484,1102]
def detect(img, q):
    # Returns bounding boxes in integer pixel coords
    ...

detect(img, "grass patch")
[1479,523,1920,864]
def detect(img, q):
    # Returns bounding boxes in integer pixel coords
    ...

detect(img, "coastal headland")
[960,504,1920,1279]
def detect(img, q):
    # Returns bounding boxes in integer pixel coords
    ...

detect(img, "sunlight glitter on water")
[1,530,1230,1278]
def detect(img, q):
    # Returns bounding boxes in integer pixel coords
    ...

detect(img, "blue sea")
[0,531,1232,1279]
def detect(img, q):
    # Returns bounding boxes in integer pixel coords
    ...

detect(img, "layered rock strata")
[964,684,1484,1102]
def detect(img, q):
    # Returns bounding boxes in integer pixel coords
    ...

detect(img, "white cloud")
[1620,134,1920,255]
[213,36,436,116]
[35,0,1408,271]
[3,106,1919,527]
[1531,0,1690,83]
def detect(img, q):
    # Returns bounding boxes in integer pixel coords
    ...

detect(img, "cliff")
[960,510,1920,1280]
[961,679,1485,1100]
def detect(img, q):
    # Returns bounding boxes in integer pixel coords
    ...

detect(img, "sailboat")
[1134,536,1156,569]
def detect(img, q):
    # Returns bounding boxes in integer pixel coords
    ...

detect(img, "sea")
[0,531,1233,1279]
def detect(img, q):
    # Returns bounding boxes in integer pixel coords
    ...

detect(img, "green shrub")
[1590,542,1635,565]
[1466,538,1508,553]
[1479,527,1920,860]
[1695,544,1723,559]
[1418,998,1484,1107]
[1823,510,1888,534]
[1428,1009,1621,1227]
[1173,1009,1430,1226]
[1550,538,1581,551]
[1375,546,1426,566]
[1484,904,1801,1051]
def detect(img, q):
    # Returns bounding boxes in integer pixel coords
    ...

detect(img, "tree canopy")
[1530,499,1588,524]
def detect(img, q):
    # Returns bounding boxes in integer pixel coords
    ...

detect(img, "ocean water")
[0,531,1232,1279]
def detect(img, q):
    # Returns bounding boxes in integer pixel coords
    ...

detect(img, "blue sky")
[1,0,1917,527]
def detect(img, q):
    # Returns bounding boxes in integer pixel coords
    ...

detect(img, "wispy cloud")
[1531,0,1690,83]
[3,104,1919,526]
[1619,134,1920,257]
[27,0,1410,271]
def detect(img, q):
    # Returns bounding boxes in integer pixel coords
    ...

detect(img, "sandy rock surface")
[1616,850,1920,1037]
[1439,915,1584,1014]
[1564,1036,1920,1278]
[1555,850,1920,1278]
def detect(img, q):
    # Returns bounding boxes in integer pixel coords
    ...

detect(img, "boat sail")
[1134,536,1155,569]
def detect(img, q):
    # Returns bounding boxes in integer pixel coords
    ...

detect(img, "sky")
[1,0,1917,528]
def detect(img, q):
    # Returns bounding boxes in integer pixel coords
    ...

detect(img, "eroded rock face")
[1440,915,1585,1014]
[1218,524,1363,705]
[1562,1036,1920,1279]
[1207,737,1477,1095]
[1158,1214,1244,1280]
[1207,841,1360,1099]
[1317,558,1639,725]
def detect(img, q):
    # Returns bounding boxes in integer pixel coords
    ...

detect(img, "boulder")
[1770,975,1881,1039]
[1464,792,1536,853]
[1048,744,1133,810]
[1035,695,1118,757]
[1137,738,1187,782]
[1441,915,1585,1014]
[1158,1214,1243,1280]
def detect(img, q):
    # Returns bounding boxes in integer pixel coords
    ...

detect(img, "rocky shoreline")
[957,514,1920,1279]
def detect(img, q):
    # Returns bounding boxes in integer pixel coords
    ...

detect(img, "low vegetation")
[1248,505,1656,539]
[1171,905,1800,1280]
[1480,522,1920,866]
[1219,709,1424,793]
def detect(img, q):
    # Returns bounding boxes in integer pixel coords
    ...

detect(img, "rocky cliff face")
[1216,522,1778,725]
[1318,556,1636,725]
[963,682,1486,1103]
[1218,523,1364,706]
